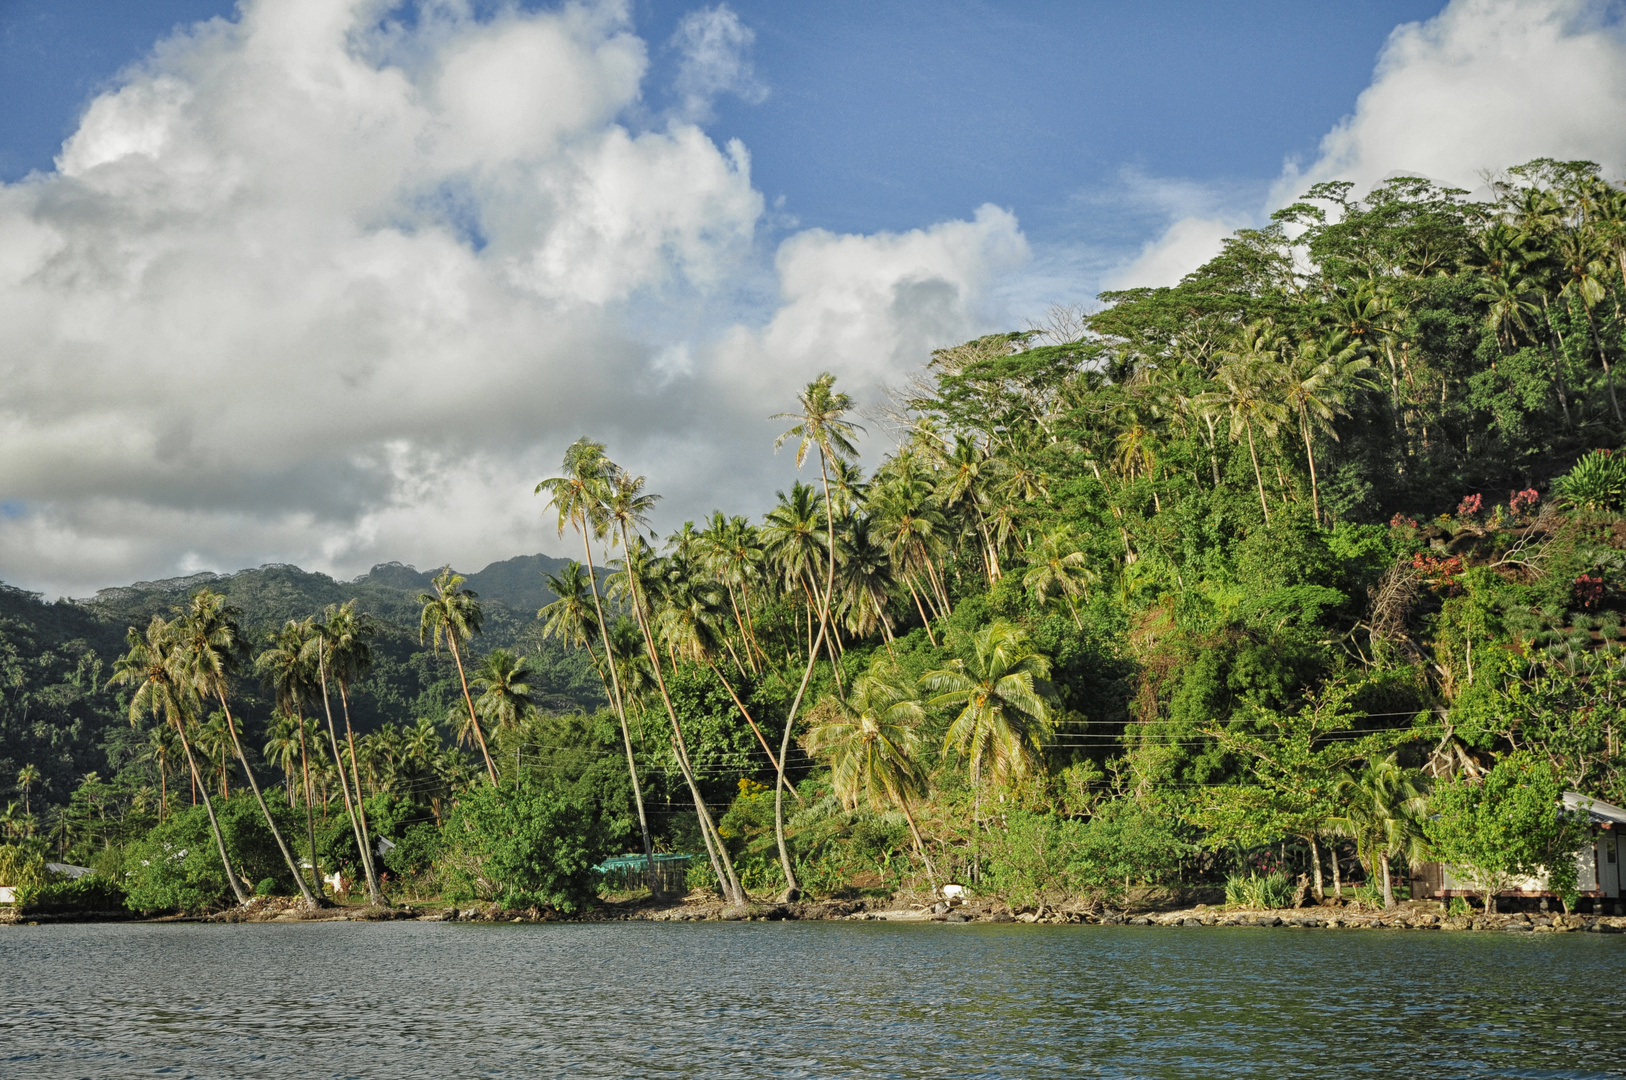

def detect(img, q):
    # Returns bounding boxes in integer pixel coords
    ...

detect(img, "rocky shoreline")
[9,893,1626,933]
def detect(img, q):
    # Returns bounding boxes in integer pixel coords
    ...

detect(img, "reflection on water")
[3,921,1625,1079]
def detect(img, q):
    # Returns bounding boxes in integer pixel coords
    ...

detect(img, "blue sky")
[0,0,1622,596]
[3,2,1440,250]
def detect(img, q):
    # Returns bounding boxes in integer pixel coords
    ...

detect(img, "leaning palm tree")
[923,620,1057,789]
[771,373,863,900]
[538,439,656,876]
[605,461,747,906]
[803,663,936,882]
[110,616,248,904]
[1329,755,1427,910]
[173,589,315,905]
[418,568,497,786]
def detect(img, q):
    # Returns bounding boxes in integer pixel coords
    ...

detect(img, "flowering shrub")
[1574,574,1605,610]
[1413,553,1464,594]
[1509,489,1540,515]
[1388,512,1418,529]
[1456,493,1483,517]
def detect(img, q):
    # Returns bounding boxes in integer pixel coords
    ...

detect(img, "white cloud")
[1112,0,1626,291]
[0,0,1023,597]
[670,4,767,123]
[1276,0,1626,202]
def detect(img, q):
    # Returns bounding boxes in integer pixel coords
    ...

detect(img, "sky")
[1,0,1625,598]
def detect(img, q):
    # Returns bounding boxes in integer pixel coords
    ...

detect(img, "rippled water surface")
[4,921,1626,1078]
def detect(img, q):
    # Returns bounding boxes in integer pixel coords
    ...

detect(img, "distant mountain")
[74,552,573,639]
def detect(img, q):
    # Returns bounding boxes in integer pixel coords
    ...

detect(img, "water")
[3,921,1625,1079]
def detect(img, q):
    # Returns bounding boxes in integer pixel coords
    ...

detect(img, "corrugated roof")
[1562,791,1626,827]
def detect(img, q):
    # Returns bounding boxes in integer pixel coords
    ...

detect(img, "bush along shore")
[14,161,1626,924]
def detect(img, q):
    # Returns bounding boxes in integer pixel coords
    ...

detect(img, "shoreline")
[9,894,1626,933]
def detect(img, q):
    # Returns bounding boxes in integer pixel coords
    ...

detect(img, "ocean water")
[3,920,1624,1079]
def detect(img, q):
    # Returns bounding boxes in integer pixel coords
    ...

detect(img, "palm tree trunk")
[1331,842,1343,898]
[1581,301,1622,422]
[1299,409,1322,525]
[898,796,936,883]
[1306,834,1324,902]
[577,526,655,880]
[297,717,322,899]
[1539,293,1574,427]
[316,645,370,903]
[449,638,499,786]
[1244,420,1270,522]
[619,522,745,905]
[904,576,937,646]
[175,716,248,905]
[216,693,315,904]
[703,658,803,805]
[725,583,760,674]
[1380,852,1395,909]
[336,682,383,905]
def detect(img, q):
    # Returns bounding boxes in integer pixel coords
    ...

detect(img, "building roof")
[45,862,94,879]
[1562,791,1626,827]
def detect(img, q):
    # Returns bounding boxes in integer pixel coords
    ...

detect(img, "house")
[1,863,92,904]
[1411,791,1626,912]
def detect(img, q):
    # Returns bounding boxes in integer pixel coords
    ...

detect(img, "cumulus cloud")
[1112,0,1626,290]
[670,4,767,123]
[0,0,1023,597]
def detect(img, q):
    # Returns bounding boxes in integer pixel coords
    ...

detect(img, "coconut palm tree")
[604,461,747,905]
[803,663,936,881]
[472,649,535,776]
[771,373,863,899]
[1280,329,1376,523]
[137,726,176,821]
[173,590,314,905]
[923,620,1057,789]
[1021,528,1096,629]
[538,439,657,876]
[14,764,39,818]
[418,569,496,787]
[257,619,325,898]
[1199,323,1290,521]
[1554,225,1622,422]
[303,609,385,905]
[1330,755,1427,910]
[110,616,248,904]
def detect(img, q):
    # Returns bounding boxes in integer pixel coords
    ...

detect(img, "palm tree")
[173,589,314,905]
[263,713,304,807]
[1554,225,1622,422]
[302,610,384,905]
[604,461,747,905]
[257,619,325,899]
[1021,528,1096,629]
[472,649,535,775]
[137,726,176,820]
[923,620,1057,789]
[110,616,248,904]
[418,569,496,786]
[772,372,863,899]
[762,482,830,657]
[1199,322,1289,521]
[1330,756,1427,910]
[1281,329,1376,523]
[836,514,899,651]
[538,439,656,876]
[802,663,936,881]
[14,764,39,818]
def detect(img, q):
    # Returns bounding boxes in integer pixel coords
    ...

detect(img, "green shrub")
[383,821,443,878]
[1224,871,1293,909]
[1554,450,1626,510]
[17,874,128,914]
[254,877,278,896]
[438,779,614,911]
[685,859,720,896]
[124,796,296,912]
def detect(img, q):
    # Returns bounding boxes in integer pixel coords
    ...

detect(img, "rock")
[1505,922,1533,932]
[1129,916,1152,926]
[944,912,971,923]
[988,911,1014,923]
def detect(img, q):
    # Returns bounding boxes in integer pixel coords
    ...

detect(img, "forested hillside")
[0,555,599,821]
[7,158,1626,915]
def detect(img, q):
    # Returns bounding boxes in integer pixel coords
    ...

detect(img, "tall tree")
[418,569,497,786]
[110,616,248,905]
[771,372,863,899]
[174,590,314,905]
[257,619,324,898]
[538,439,657,877]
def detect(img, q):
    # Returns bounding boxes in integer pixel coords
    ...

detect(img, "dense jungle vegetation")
[6,158,1626,916]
